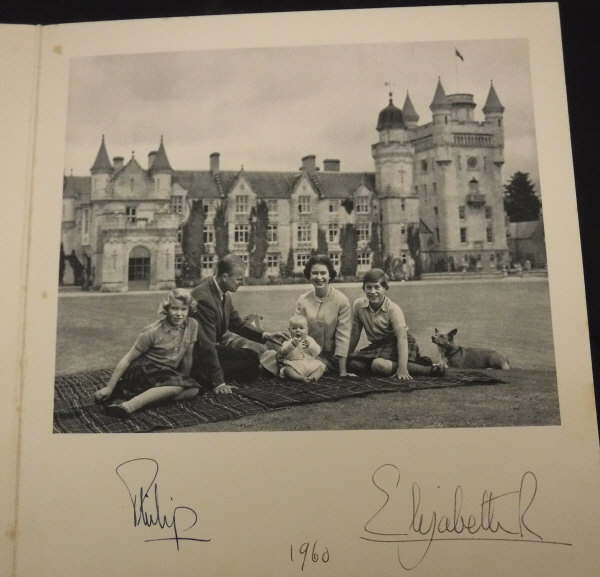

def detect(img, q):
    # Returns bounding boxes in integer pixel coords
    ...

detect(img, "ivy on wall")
[214,200,229,260]
[407,222,422,280]
[248,200,269,278]
[181,199,205,283]
[339,224,358,277]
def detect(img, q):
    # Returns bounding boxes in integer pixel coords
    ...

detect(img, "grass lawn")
[55,277,560,431]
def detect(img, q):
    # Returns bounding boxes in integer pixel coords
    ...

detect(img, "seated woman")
[295,254,352,376]
[348,268,444,379]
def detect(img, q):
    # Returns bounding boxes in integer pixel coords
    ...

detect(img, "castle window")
[266,254,279,270]
[171,196,183,214]
[485,206,492,219]
[298,196,311,214]
[234,224,249,243]
[267,225,278,243]
[297,223,311,243]
[328,223,339,243]
[201,255,214,272]
[434,206,439,217]
[176,227,183,244]
[266,199,278,215]
[328,200,338,213]
[296,253,310,268]
[235,195,249,214]
[433,182,437,194]
[421,160,428,173]
[460,227,468,243]
[203,225,214,246]
[357,252,371,266]
[487,226,494,243]
[357,223,371,242]
[458,206,466,220]
[175,255,183,275]
[202,199,214,215]
[329,253,340,268]
[436,227,440,243]
[356,197,370,214]
[125,206,136,224]
[401,224,406,237]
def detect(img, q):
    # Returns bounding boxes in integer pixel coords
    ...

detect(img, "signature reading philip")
[361,464,571,570]
[115,458,211,549]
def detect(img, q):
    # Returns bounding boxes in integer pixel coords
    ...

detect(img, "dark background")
[3,0,599,431]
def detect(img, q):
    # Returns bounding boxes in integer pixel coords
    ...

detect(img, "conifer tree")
[503,172,541,222]
[181,199,205,282]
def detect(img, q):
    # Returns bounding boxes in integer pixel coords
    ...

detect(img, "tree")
[339,224,358,277]
[369,220,384,269]
[181,199,205,283]
[503,172,541,222]
[316,227,328,256]
[248,200,269,278]
[406,222,422,280]
[214,200,229,259]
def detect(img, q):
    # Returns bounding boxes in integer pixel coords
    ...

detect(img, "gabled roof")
[112,155,151,182]
[171,169,375,200]
[483,81,504,114]
[63,175,90,199]
[90,135,113,172]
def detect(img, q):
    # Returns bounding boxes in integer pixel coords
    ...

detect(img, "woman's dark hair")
[303,254,337,281]
[362,268,389,290]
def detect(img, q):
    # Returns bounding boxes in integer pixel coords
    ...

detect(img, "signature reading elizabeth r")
[115,458,211,549]
[361,464,571,570]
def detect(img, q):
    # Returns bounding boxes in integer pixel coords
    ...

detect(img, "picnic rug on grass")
[53,368,506,433]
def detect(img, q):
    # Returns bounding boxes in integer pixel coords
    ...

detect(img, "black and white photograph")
[53,39,557,433]
[5,4,600,577]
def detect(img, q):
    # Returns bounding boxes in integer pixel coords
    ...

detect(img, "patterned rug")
[53,368,506,434]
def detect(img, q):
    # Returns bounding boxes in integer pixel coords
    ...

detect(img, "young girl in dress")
[347,269,444,380]
[277,314,326,383]
[94,288,201,417]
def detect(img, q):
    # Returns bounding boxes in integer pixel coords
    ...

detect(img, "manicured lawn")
[55,277,560,430]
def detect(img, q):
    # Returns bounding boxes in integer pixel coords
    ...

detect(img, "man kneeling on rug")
[190,254,287,394]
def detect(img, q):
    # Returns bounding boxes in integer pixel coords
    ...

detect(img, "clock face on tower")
[467,156,478,168]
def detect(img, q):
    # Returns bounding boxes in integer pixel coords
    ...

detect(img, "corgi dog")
[431,328,509,370]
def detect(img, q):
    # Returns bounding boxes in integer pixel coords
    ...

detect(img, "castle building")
[61,79,508,291]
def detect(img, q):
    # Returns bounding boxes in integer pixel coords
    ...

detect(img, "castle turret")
[429,78,451,127]
[150,135,173,197]
[483,81,505,164]
[402,91,419,129]
[90,135,112,200]
[372,92,415,261]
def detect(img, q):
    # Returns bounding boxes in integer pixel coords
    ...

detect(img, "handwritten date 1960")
[290,541,330,570]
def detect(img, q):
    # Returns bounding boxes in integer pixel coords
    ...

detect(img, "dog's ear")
[449,328,458,338]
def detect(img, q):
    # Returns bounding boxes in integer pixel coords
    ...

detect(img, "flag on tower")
[455,48,464,61]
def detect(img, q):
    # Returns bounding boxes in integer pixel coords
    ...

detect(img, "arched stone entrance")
[128,245,151,291]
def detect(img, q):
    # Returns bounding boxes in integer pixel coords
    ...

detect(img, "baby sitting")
[277,314,326,383]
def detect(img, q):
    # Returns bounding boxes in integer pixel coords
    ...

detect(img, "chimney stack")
[323,159,340,172]
[210,152,220,174]
[148,151,157,169]
[301,154,317,173]
[113,156,124,171]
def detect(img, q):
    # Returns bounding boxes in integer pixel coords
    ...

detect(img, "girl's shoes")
[105,403,130,418]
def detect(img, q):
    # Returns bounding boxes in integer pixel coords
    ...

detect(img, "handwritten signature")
[361,465,571,570]
[115,458,211,550]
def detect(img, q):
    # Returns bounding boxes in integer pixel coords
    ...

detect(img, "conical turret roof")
[150,136,173,172]
[90,135,113,172]
[483,81,504,114]
[429,78,451,110]
[402,91,419,123]
[377,94,405,131]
